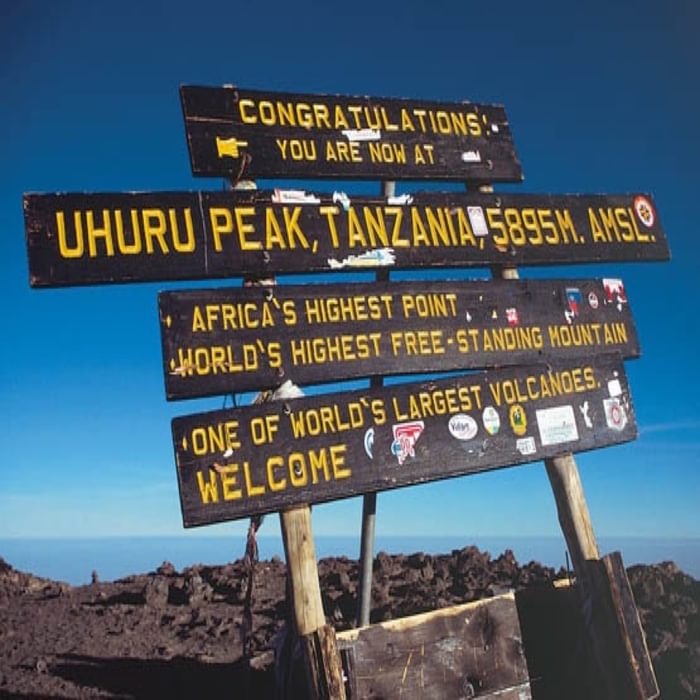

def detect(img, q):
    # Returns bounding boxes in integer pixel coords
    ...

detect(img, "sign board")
[337,594,531,700]
[25,190,669,287]
[180,85,522,182]
[160,278,639,400]
[172,355,636,526]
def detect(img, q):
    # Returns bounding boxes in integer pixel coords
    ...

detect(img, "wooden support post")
[491,260,657,699]
[544,453,599,577]
[356,180,395,629]
[280,505,346,699]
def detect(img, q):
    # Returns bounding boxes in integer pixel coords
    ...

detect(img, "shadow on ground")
[51,654,274,699]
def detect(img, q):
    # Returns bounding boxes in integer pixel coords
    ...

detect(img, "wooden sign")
[337,593,531,699]
[160,278,639,400]
[180,85,522,182]
[172,355,636,526]
[25,190,669,287]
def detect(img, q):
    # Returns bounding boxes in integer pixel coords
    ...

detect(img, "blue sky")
[1,0,698,545]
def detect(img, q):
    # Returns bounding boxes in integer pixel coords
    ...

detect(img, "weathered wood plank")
[180,85,522,183]
[337,593,531,699]
[581,552,660,699]
[159,277,640,399]
[301,624,347,700]
[172,355,637,526]
[24,191,669,287]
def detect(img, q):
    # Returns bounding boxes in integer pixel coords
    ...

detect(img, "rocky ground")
[0,548,697,698]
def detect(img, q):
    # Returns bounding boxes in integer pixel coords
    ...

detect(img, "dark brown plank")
[336,593,531,699]
[581,553,660,699]
[24,190,669,287]
[172,355,637,526]
[159,278,640,399]
[180,85,522,183]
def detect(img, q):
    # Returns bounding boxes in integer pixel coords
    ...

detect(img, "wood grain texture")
[279,506,325,635]
[24,190,669,287]
[301,625,347,700]
[580,553,660,699]
[159,277,640,399]
[337,594,531,699]
[544,454,600,576]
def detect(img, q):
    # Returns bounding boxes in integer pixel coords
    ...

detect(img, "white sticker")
[608,379,622,397]
[467,206,489,237]
[391,421,424,465]
[342,128,381,142]
[448,414,478,441]
[604,398,627,431]
[536,405,579,446]
[364,428,375,459]
[387,194,414,206]
[328,248,396,269]
[461,150,482,163]
[579,401,593,429]
[516,437,537,456]
[271,189,320,205]
[332,191,351,211]
[482,406,501,435]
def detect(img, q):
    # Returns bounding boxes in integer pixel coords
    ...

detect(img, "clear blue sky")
[1,0,698,543]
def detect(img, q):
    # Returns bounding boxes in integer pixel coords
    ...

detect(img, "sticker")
[467,206,489,237]
[603,398,627,431]
[579,401,593,429]
[328,248,396,269]
[603,278,627,307]
[608,379,622,397]
[271,189,321,205]
[633,195,655,228]
[342,128,381,142]
[506,308,520,327]
[448,414,478,441]
[566,288,582,317]
[516,437,536,456]
[482,406,501,435]
[364,428,375,459]
[391,421,424,465]
[461,150,482,163]
[387,194,414,206]
[536,405,579,446]
[332,191,351,211]
[509,405,527,436]
[588,291,599,309]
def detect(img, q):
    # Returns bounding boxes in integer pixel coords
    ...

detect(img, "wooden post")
[235,196,345,698]
[544,453,599,576]
[280,506,346,699]
[491,261,657,699]
[356,180,395,629]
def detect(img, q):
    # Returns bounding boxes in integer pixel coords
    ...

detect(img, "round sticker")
[448,414,478,441]
[588,291,599,309]
[482,406,501,435]
[633,196,655,228]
